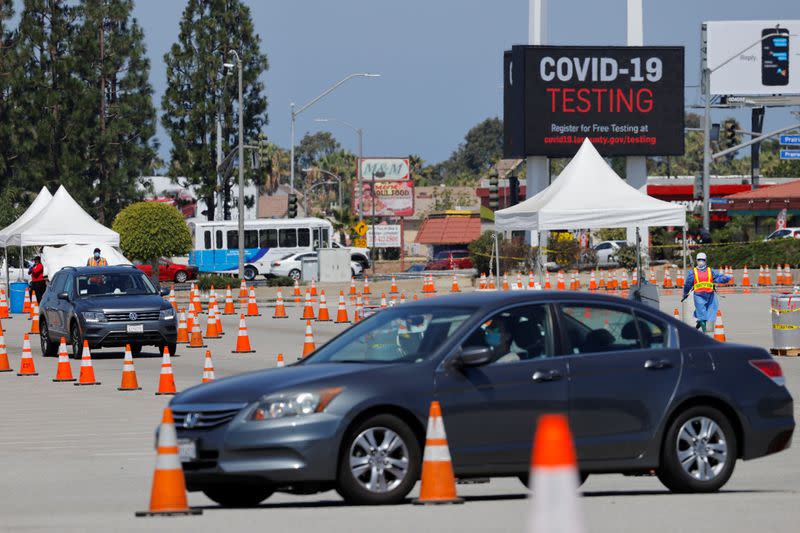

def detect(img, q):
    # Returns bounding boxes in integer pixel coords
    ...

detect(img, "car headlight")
[160,309,175,321]
[249,387,344,421]
[82,311,106,323]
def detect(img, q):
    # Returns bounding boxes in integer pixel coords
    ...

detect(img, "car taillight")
[272,262,280,266]
[749,359,785,386]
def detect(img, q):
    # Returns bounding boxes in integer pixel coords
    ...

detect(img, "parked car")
[425,250,473,270]
[269,252,363,281]
[169,291,793,507]
[404,264,426,273]
[135,258,198,283]
[764,228,800,241]
[593,240,628,267]
[331,241,371,270]
[39,266,177,358]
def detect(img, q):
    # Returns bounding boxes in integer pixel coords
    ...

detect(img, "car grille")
[173,408,241,429]
[106,311,161,322]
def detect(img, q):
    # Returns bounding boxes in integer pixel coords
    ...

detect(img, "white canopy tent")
[495,139,685,230]
[3,185,120,247]
[40,244,130,277]
[0,186,53,246]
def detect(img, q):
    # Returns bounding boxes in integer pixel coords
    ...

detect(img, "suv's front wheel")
[39,319,59,357]
[69,321,83,359]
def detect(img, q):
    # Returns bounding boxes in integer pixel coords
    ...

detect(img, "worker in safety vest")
[681,252,730,331]
[86,247,108,267]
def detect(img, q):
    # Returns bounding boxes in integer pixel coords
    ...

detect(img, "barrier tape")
[771,307,800,314]
[773,323,800,330]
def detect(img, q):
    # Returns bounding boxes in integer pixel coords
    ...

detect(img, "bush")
[195,274,238,292]
[469,231,534,274]
[697,238,800,268]
[265,276,294,287]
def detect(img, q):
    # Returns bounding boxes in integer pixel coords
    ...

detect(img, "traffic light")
[488,169,499,210]
[287,193,298,218]
[724,121,737,149]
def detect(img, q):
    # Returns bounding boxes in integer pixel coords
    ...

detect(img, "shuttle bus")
[189,218,334,280]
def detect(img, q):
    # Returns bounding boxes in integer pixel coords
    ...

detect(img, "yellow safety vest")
[693,268,714,293]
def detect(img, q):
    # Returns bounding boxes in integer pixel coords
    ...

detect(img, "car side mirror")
[454,345,493,367]
[57,292,70,301]
[160,287,170,296]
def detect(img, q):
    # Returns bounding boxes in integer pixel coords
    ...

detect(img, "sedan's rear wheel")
[336,414,420,505]
[657,406,737,493]
[288,269,301,281]
[202,485,274,507]
[174,270,188,283]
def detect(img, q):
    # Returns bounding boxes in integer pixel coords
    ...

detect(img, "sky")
[13,0,800,166]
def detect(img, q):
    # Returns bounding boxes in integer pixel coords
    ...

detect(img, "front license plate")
[178,439,197,462]
[127,324,144,334]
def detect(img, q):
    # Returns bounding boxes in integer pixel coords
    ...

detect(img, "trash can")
[770,293,800,354]
[9,281,28,314]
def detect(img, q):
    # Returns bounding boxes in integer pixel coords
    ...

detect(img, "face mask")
[94,253,100,259]
[485,330,502,347]
[696,260,706,268]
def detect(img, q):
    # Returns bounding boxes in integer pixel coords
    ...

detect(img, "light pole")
[227,50,245,279]
[314,117,364,221]
[289,73,379,197]
[302,167,343,212]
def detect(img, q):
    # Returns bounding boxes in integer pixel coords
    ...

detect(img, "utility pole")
[229,50,245,279]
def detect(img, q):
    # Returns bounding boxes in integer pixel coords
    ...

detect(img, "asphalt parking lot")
[0,288,798,532]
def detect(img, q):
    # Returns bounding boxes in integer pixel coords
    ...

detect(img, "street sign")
[353,221,368,236]
[365,225,401,248]
[780,150,800,160]
[353,238,367,248]
[780,135,800,145]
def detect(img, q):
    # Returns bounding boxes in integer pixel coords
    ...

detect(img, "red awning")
[415,216,481,245]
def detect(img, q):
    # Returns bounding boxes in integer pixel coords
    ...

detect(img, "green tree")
[112,202,192,286]
[295,131,340,174]
[162,0,268,221]
[73,0,157,224]
[0,1,18,186]
[437,117,503,184]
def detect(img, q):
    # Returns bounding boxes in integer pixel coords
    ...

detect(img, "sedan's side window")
[559,304,641,355]
[462,305,554,365]
[633,313,667,349]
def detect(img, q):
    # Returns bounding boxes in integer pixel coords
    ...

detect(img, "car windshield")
[75,272,157,297]
[303,306,475,364]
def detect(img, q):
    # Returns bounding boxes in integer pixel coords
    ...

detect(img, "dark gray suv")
[39,266,177,358]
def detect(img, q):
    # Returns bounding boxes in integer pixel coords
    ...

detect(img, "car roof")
[58,265,139,275]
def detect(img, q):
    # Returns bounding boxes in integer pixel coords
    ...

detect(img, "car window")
[452,251,468,258]
[244,230,259,249]
[633,313,667,349]
[279,229,297,248]
[463,305,554,365]
[49,272,65,295]
[559,304,641,354]
[260,229,277,248]
[75,272,156,297]
[298,228,310,247]
[64,273,76,298]
[595,243,611,251]
[305,306,474,364]
[434,252,449,259]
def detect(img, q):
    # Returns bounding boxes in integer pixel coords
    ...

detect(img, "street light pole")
[289,73,379,198]
[230,50,245,279]
[314,118,364,220]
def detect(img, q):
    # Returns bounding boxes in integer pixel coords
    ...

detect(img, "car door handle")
[532,369,562,382]
[644,359,673,370]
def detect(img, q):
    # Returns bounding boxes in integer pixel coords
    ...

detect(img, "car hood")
[172,363,392,405]
[76,294,167,312]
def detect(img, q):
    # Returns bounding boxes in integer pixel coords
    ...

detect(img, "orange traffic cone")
[544,272,551,289]
[75,340,100,385]
[588,271,597,290]
[52,337,75,382]
[400,293,407,304]
[232,314,255,354]
[632,267,638,286]
[714,309,727,342]
[29,302,40,334]
[451,274,460,293]
[354,295,363,323]
[502,274,510,291]
[413,401,462,505]
[621,270,629,290]
[239,279,248,299]
[479,273,487,290]
[557,271,566,291]
[673,308,681,321]
[168,286,177,312]
[488,274,496,290]
[28,292,37,320]
[663,267,673,288]
[155,347,177,395]
[192,287,202,315]
[22,287,31,314]
[292,279,301,303]
[317,290,331,322]
[349,277,357,299]
[742,265,750,287]
[135,408,202,517]
[188,318,206,348]
[223,286,236,314]
[526,414,585,533]
[0,289,9,319]
[0,324,11,372]
[201,350,215,383]
[765,265,772,286]
[118,344,142,391]
[528,272,536,290]
[176,309,189,344]
[785,264,793,286]
[16,333,37,376]
[246,287,260,316]
[309,278,318,297]
[649,268,657,285]
[390,275,399,294]
[676,269,684,288]
[380,293,388,309]
[276,352,285,368]
[301,289,316,320]
[335,291,350,323]
[363,276,371,295]
[273,289,288,319]
[204,307,221,339]
[302,320,316,358]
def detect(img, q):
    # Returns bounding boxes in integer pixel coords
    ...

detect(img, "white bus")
[189,218,334,281]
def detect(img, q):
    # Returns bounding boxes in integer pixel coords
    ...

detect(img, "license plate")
[178,439,197,462]
[127,324,144,334]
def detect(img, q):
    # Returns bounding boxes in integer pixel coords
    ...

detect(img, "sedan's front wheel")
[336,414,421,505]
[657,406,737,493]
